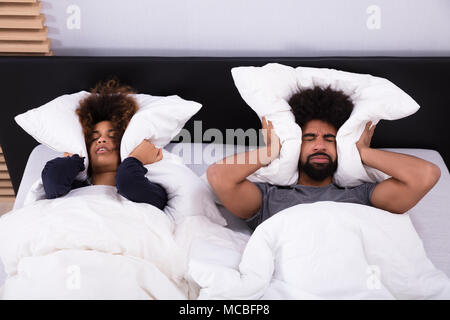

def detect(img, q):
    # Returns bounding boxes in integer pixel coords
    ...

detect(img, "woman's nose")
[97,137,107,143]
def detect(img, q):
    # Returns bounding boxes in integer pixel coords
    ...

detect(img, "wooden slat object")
[0,172,10,179]
[0,180,13,188]
[0,0,37,3]
[0,14,44,28]
[0,1,41,16]
[0,39,49,52]
[0,50,52,55]
[0,145,14,200]
[0,27,47,40]
[0,188,14,196]
[0,195,15,203]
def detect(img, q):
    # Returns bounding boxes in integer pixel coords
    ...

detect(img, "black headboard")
[1,56,449,195]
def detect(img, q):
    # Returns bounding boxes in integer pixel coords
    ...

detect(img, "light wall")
[41,0,450,56]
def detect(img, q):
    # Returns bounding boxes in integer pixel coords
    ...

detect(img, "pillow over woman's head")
[15,87,202,180]
[232,63,421,187]
[15,84,226,225]
[15,91,91,180]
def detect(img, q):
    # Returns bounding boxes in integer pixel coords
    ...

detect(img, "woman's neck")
[91,171,116,186]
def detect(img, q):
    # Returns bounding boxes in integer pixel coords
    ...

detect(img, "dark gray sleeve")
[354,182,378,206]
[244,182,270,231]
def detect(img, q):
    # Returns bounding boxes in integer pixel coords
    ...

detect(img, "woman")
[41,79,168,210]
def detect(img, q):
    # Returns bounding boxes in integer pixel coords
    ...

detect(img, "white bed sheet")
[3,143,450,288]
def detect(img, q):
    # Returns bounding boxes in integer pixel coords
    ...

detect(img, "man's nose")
[312,138,326,151]
[97,136,107,143]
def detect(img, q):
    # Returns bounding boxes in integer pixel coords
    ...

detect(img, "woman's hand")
[63,152,73,157]
[261,116,281,161]
[129,139,163,165]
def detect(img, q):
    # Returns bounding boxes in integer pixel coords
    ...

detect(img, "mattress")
[3,143,450,285]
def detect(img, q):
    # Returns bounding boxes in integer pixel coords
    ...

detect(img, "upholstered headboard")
[0,56,449,194]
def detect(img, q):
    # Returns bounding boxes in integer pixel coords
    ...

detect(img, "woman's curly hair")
[76,78,139,148]
[288,86,354,131]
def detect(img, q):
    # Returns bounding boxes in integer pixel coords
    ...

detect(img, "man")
[207,86,441,230]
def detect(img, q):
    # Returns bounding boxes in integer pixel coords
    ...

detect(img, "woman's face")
[88,121,120,174]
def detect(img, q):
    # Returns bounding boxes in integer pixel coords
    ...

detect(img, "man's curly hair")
[288,86,354,131]
[76,78,139,149]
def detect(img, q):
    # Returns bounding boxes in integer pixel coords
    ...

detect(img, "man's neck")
[297,171,332,187]
[91,171,116,186]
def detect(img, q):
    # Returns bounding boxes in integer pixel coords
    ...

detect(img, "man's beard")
[298,152,337,182]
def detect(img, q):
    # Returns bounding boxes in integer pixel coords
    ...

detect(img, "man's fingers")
[262,116,267,129]
[369,124,376,137]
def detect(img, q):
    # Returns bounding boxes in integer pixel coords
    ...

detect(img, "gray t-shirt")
[246,182,378,230]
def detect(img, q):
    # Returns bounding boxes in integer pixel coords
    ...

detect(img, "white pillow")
[143,150,228,226]
[120,94,201,159]
[231,63,420,187]
[15,90,226,225]
[15,91,201,180]
[231,64,301,186]
[15,91,91,181]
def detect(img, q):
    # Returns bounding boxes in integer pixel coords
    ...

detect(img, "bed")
[0,57,449,299]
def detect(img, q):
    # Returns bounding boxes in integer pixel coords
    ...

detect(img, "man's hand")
[356,121,376,157]
[63,152,74,157]
[206,116,282,220]
[353,120,441,214]
[261,116,281,163]
[129,139,163,165]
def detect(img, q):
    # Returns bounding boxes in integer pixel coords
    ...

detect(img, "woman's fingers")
[156,148,163,162]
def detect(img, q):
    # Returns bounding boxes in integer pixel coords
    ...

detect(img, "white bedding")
[0,183,249,299]
[189,202,450,300]
[0,186,193,299]
[2,144,450,299]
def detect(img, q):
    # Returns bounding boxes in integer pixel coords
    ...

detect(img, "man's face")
[299,119,338,181]
[88,120,120,174]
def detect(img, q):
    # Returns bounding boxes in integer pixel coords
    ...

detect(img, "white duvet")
[0,185,194,299]
[0,184,248,300]
[2,185,449,300]
[189,201,450,300]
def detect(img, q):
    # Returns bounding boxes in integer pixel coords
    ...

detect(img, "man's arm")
[357,121,441,214]
[207,117,281,219]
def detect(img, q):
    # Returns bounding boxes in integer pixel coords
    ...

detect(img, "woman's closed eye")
[90,132,116,143]
[90,134,100,143]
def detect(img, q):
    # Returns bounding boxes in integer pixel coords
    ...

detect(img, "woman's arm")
[41,154,86,199]
[115,157,168,210]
